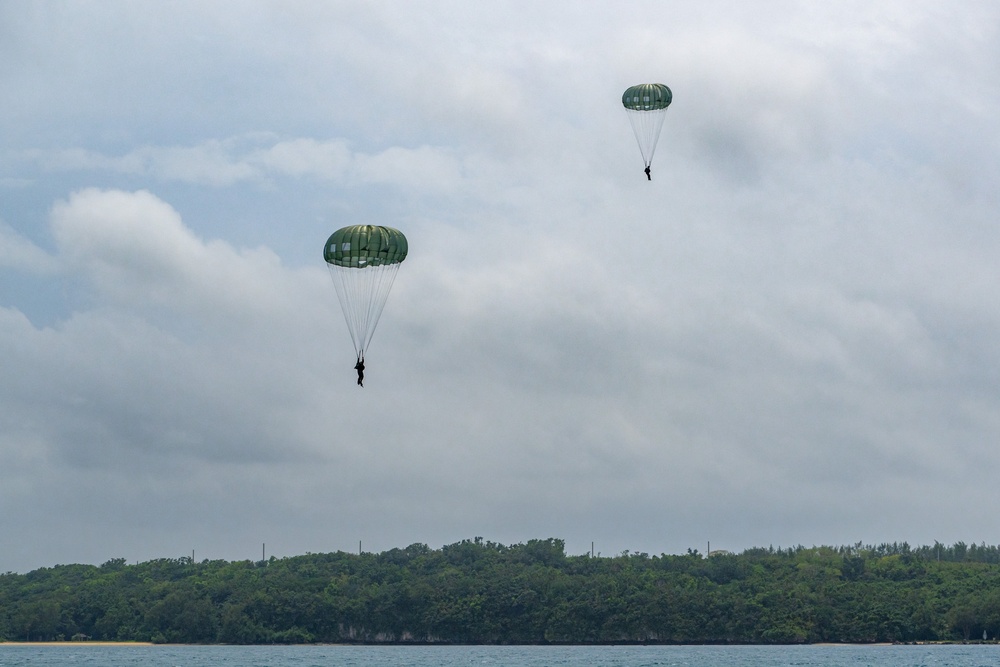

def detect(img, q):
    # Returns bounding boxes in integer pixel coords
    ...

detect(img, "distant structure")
[707,541,733,557]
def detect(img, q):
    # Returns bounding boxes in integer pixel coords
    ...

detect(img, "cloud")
[248,138,353,179]
[0,219,58,273]
[8,193,324,475]
[49,188,296,321]
[17,137,476,194]
[3,1,1000,572]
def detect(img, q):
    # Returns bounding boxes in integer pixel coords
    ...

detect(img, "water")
[0,644,996,667]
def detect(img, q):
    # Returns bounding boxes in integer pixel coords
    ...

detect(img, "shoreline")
[0,642,155,646]
[1,640,993,647]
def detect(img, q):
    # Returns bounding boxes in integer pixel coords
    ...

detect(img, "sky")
[2,1,1000,573]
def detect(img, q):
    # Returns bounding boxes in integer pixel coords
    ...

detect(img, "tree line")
[2,538,1000,644]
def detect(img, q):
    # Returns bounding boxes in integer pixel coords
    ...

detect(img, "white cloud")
[353,145,466,191]
[49,188,298,320]
[0,219,58,273]
[18,137,479,194]
[2,1,1000,572]
[248,138,352,179]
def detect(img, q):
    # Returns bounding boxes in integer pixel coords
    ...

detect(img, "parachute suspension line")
[355,262,401,356]
[327,262,402,358]
[625,108,667,168]
[622,84,671,171]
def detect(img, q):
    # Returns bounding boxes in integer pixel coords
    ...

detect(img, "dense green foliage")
[3,539,1000,644]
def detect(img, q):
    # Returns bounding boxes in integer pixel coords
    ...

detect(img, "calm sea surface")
[0,644,997,667]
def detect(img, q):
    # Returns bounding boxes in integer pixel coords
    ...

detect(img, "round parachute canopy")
[324,224,408,267]
[622,83,672,168]
[622,83,672,111]
[323,225,408,359]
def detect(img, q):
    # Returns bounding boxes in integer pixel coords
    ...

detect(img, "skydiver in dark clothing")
[355,355,365,388]
[644,165,651,181]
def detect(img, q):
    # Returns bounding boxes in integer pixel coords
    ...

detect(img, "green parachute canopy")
[323,225,408,359]
[323,225,408,267]
[622,83,672,111]
[622,83,672,168]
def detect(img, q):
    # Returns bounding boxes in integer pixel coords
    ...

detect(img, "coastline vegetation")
[2,538,1000,645]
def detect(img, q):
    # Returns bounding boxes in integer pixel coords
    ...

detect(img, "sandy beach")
[0,642,155,646]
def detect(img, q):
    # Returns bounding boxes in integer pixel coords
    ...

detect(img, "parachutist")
[622,83,671,181]
[355,356,365,388]
[324,225,408,384]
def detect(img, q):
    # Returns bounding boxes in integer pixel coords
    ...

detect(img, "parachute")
[323,225,408,361]
[622,83,672,172]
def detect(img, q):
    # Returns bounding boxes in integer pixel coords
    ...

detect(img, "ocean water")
[0,644,997,667]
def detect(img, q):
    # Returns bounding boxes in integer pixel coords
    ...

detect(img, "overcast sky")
[2,1,999,573]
